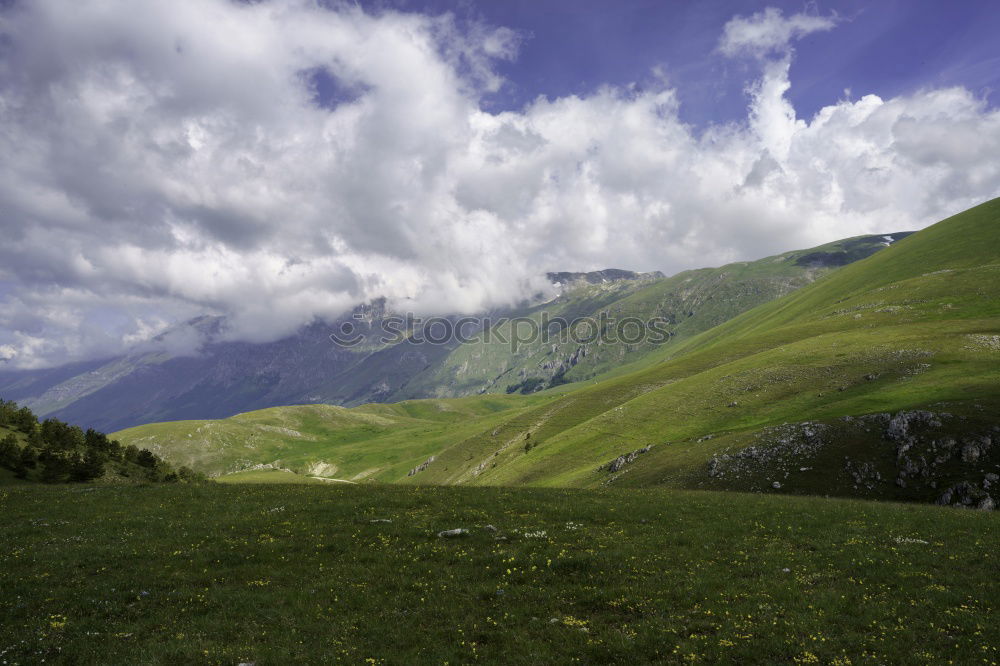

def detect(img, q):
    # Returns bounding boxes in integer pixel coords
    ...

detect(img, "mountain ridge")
[112,198,1000,509]
[2,232,909,431]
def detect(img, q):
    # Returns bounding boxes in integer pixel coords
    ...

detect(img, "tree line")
[0,399,199,483]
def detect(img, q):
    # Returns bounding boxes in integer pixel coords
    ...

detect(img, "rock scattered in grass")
[893,537,929,545]
[963,334,1000,352]
[437,528,469,538]
[845,459,882,490]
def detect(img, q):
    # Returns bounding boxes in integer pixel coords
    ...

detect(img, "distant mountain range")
[111,199,1000,511]
[0,232,911,432]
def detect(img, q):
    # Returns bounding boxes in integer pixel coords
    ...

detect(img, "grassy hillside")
[400,233,907,399]
[114,394,553,481]
[4,234,899,432]
[1,484,996,664]
[115,200,1000,507]
[415,199,1000,497]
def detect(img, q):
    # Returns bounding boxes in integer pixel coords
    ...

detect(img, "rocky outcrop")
[602,445,654,473]
[936,481,995,510]
[407,456,436,477]
[879,411,993,503]
[707,422,827,484]
[705,409,998,509]
[546,269,664,286]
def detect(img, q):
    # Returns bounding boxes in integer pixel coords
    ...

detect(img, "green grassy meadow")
[2,484,997,665]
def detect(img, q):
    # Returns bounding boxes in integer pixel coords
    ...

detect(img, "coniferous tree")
[136,449,158,469]
[0,434,19,470]
[0,400,16,425]
[70,449,105,482]
[39,449,71,483]
[123,444,140,464]
[13,406,36,433]
[15,445,38,478]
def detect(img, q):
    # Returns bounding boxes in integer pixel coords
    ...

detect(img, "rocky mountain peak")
[546,268,665,286]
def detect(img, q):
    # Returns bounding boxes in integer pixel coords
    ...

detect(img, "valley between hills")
[2,199,998,665]
[111,199,1000,510]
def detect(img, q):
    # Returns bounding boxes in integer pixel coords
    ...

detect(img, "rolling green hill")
[397,233,910,398]
[114,200,1000,510]
[113,394,553,481]
[414,199,1000,501]
[2,233,902,432]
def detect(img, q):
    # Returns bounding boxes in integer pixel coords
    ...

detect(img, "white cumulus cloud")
[718,6,839,57]
[0,1,998,368]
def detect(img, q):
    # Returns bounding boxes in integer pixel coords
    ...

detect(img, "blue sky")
[378,0,1000,125]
